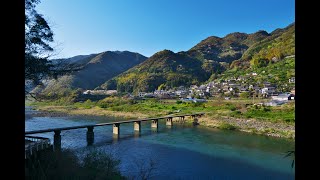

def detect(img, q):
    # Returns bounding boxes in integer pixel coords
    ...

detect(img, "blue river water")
[25,116,295,179]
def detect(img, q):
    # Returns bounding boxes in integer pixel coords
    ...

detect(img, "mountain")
[212,23,295,91]
[186,30,270,63]
[50,53,98,65]
[102,23,294,93]
[231,23,295,69]
[36,51,147,95]
[35,23,294,96]
[100,50,224,93]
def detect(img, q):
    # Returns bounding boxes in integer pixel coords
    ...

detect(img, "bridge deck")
[25,112,204,135]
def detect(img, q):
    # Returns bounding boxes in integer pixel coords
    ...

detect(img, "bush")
[25,149,124,180]
[225,103,236,111]
[239,92,250,98]
[218,122,238,130]
[81,149,122,179]
[230,110,242,117]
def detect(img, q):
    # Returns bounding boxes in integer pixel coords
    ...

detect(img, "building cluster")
[83,90,117,95]
[81,74,295,106]
[136,75,295,100]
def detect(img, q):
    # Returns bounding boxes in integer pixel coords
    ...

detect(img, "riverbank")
[28,104,295,140]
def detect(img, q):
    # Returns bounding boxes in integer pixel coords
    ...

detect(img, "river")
[25,115,295,179]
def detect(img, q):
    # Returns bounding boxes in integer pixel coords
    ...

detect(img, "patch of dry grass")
[36,106,149,119]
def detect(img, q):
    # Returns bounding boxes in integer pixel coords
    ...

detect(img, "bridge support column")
[113,123,120,135]
[134,121,141,132]
[178,116,185,122]
[151,119,158,129]
[86,126,94,146]
[193,117,199,125]
[166,117,173,126]
[53,130,61,151]
[134,131,141,138]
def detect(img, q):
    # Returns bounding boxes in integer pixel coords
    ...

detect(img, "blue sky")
[36,0,295,58]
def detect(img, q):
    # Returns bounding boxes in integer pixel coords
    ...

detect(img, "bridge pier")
[53,130,61,151]
[86,126,94,146]
[178,116,185,123]
[166,117,173,126]
[151,127,158,133]
[113,123,120,135]
[134,131,141,138]
[134,121,141,132]
[151,119,158,129]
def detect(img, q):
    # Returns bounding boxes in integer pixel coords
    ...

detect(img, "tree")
[157,83,166,91]
[25,0,81,97]
[240,92,250,99]
[25,0,54,84]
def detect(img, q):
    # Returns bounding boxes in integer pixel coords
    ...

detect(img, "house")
[177,86,186,90]
[105,90,117,95]
[138,92,147,97]
[263,82,272,87]
[83,90,91,95]
[288,94,295,100]
[290,88,295,95]
[261,86,276,96]
[83,90,115,95]
[198,92,205,97]
[154,90,169,95]
[228,83,241,90]
[190,85,199,90]
[222,85,229,91]
[175,90,188,98]
[198,85,207,92]
[206,86,210,93]
[240,86,249,92]
[253,86,261,91]
[122,93,135,100]
[289,77,295,83]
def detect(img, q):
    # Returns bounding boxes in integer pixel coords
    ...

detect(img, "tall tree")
[25,0,54,85]
[25,0,81,96]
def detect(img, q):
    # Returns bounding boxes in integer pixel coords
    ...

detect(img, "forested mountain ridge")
[100,50,218,93]
[102,23,294,93]
[34,51,147,95]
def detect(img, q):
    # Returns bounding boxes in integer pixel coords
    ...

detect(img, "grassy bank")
[27,97,295,139]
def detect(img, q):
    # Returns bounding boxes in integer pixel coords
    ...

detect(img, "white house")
[289,77,295,83]
[138,92,147,97]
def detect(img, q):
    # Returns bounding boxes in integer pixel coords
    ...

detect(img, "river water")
[25,115,295,179]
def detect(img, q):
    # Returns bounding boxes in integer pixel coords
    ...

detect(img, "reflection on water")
[26,116,295,179]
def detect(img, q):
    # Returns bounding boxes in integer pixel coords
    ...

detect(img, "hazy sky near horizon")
[36,0,295,59]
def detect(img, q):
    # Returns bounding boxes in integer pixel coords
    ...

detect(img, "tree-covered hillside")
[102,22,294,93]
[231,23,295,69]
[101,50,224,93]
[186,30,270,63]
[36,51,147,96]
[216,56,295,92]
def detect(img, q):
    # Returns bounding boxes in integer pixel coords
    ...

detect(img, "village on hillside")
[81,74,295,106]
